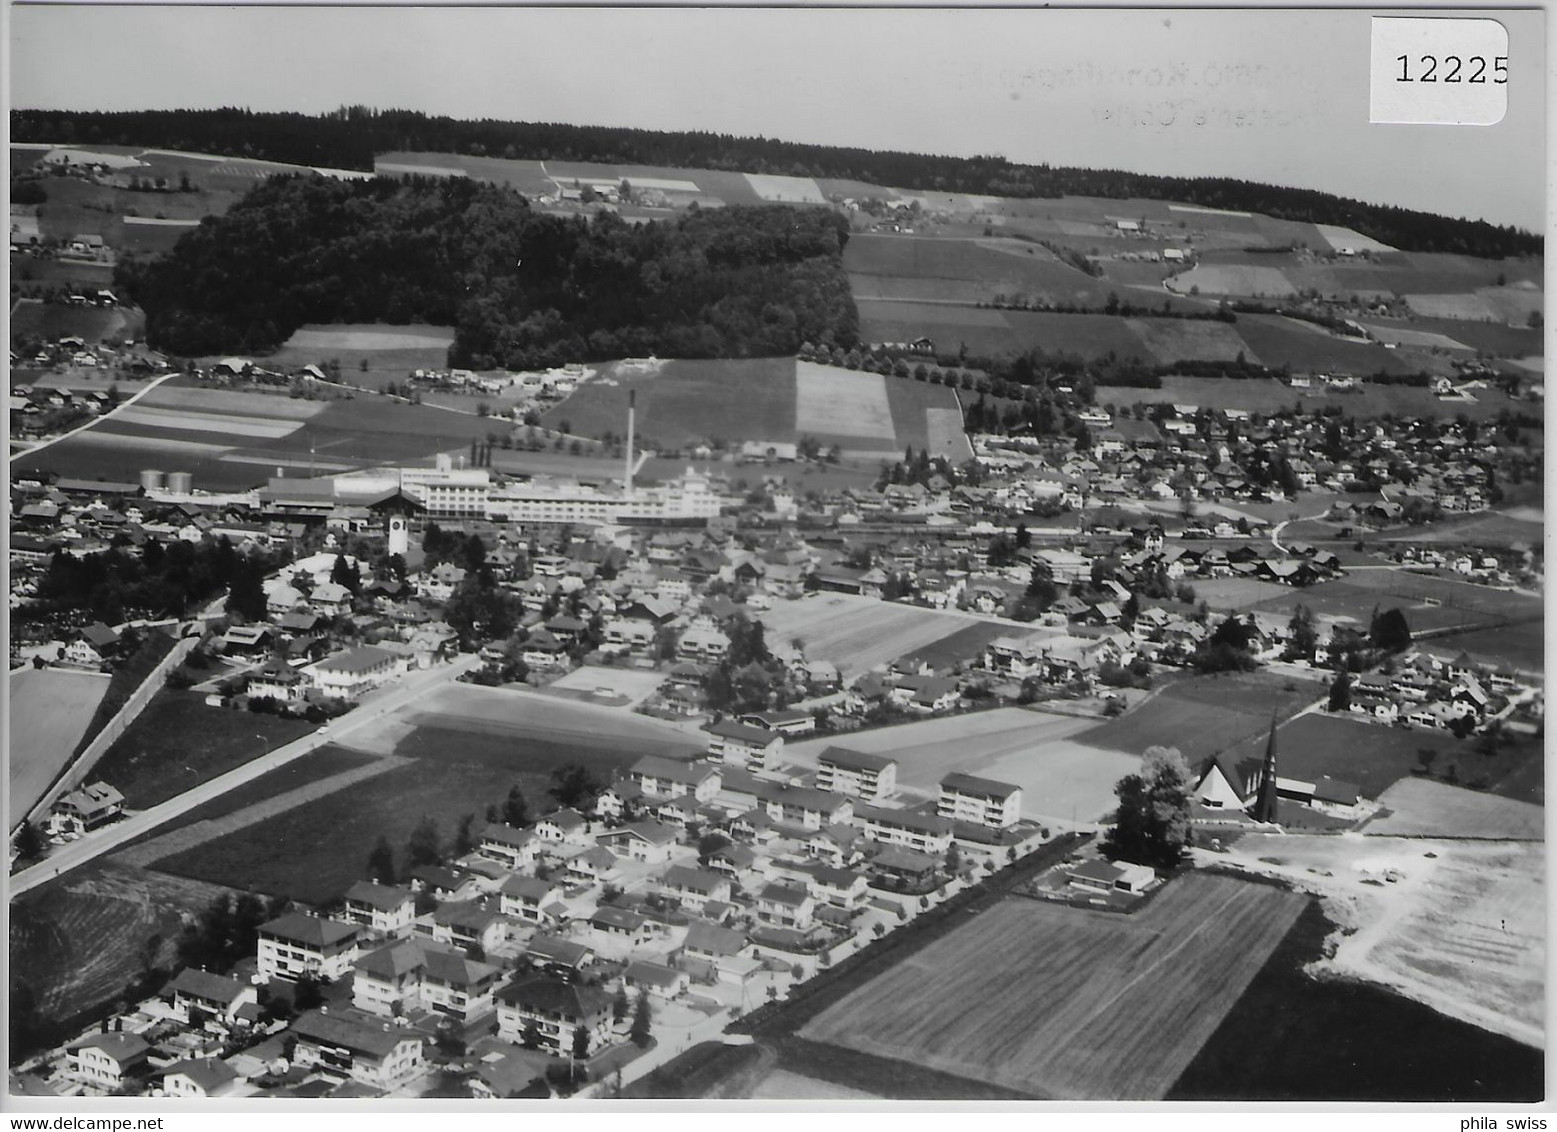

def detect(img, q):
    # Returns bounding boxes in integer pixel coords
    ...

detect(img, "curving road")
[9,654,482,897]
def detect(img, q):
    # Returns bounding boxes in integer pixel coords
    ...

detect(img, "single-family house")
[289,1007,426,1089]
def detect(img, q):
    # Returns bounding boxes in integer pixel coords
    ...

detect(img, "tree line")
[11,107,1539,258]
[113,173,858,366]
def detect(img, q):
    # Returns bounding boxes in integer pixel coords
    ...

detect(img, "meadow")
[87,689,317,810]
[8,668,112,827]
[1079,669,1324,767]
[755,593,982,678]
[1214,712,1468,798]
[151,686,691,903]
[800,874,1307,1099]
[1367,778,1544,839]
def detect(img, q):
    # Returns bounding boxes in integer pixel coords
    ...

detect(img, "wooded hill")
[13,106,1541,259]
[113,175,859,366]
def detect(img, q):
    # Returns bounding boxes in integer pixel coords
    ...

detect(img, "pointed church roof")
[1252,711,1281,823]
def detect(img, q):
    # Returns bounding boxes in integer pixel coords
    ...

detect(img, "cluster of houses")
[1341,650,1526,733]
[26,731,1037,1099]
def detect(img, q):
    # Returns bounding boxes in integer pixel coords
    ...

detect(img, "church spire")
[1253,708,1281,823]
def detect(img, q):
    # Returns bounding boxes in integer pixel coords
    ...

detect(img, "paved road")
[8,371,175,464]
[9,655,482,897]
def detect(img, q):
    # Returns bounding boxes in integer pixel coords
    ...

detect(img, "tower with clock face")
[388,515,409,557]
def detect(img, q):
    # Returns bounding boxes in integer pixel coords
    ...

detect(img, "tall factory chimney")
[624,389,636,495]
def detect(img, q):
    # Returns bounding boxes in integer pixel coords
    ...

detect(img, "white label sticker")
[1370,16,1509,125]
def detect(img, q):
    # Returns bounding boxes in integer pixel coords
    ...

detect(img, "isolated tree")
[330,553,361,594]
[454,813,476,856]
[1371,607,1412,651]
[12,821,46,862]
[1328,671,1353,713]
[1103,745,1193,869]
[572,1023,591,1062]
[1417,748,1439,776]
[1284,604,1318,661]
[406,815,442,869]
[293,974,325,1012]
[521,1020,543,1050]
[612,984,630,1025]
[502,785,530,828]
[225,560,267,621]
[366,835,395,884]
[629,990,653,1047]
[550,764,603,811]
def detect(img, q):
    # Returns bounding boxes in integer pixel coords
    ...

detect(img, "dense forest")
[114,175,859,365]
[13,106,1541,259]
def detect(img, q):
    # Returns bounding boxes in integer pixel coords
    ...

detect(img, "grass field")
[1170,900,1543,1100]
[152,686,690,902]
[1215,711,1468,799]
[7,300,126,347]
[266,322,456,387]
[8,668,112,828]
[1080,669,1324,767]
[1166,263,1297,299]
[1187,576,1293,611]
[542,358,796,450]
[1249,571,1540,640]
[1379,509,1544,549]
[9,862,243,1051]
[1367,778,1544,838]
[1425,623,1545,673]
[787,709,1137,823]
[86,689,317,810]
[801,873,1307,1099]
[844,234,1107,305]
[756,593,982,678]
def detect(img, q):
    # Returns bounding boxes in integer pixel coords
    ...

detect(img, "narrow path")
[9,372,175,463]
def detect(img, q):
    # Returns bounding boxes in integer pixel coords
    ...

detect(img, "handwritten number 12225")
[1397,54,1507,83]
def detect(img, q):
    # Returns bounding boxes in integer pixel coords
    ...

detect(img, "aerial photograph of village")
[5,4,1547,1109]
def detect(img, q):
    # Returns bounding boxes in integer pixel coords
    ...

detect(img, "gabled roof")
[291,1009,415,1059]
[682,919,748,957]
[343,881,413,911]
[500,875,556,901]
[259,913,359,949]
[68,1032,149,1061]
[168,967,248,1005]
[163,1057,238,1092]
[817,746,896,773]
[497,974,611,1020]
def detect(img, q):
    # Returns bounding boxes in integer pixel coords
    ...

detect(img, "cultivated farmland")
[1165,263,1297,299]
[755,593,982,677]
[800,873,1308,1099]
[1126,318,1259,364]
[8,668,112,828]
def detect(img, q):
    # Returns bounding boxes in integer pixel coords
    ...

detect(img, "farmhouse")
[52,781,124,834]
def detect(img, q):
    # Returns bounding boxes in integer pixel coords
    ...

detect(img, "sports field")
[801,873,1307,1099]
[8,668,112,828]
